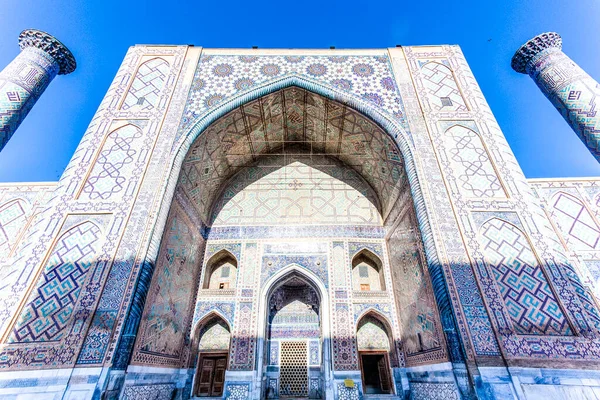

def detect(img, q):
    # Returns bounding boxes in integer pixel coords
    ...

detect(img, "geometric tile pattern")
[198,318,231,351]
[122,58,170,111]
[419,61,467,112]
[211,157,381,226]
[445,125,503,198]
[479,218,572,336]
[356,315,390,350]
[180,86,406,224]
[179,53,407,143]
[551,192,600,250]
[331,303,359,370]
[0,199,29,259]
[80,124,144,200]
[8,221,102,342]
[410,382,459,400]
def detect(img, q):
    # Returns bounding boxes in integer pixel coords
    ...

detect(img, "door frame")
[358,351,394,395]
[194,351,229,397]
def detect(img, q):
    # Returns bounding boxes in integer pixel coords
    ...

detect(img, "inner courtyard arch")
[128,85,449,399]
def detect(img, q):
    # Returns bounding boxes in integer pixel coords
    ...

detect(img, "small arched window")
[203,251,238,290]
[352,250,385,291]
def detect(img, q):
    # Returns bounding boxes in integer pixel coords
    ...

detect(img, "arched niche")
[191,314,231,398]
[259,267,330,399]
[352,249,385,291]
[203,250,238,290]
[356,312,394,395]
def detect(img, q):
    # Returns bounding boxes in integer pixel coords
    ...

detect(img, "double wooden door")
[195,353,227,397]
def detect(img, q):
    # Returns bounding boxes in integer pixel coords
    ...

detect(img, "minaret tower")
[0,29,76,152]
[512,32,600,162]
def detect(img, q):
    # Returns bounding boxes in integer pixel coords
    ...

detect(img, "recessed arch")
[202,249,239,290]
[351,248,385,291]
[190,311,231,397]
[356,310,396,395]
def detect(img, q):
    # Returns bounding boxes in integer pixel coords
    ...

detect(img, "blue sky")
[0,0,599,182]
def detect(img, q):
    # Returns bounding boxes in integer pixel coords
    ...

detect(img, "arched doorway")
[192,315,232,397]
[356,313,394,395]
[263,272,324,399]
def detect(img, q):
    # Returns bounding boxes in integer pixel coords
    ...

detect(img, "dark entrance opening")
[360,353,392,394]
[194,353,227,397]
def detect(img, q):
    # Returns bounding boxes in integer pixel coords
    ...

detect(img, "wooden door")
[377,354,391,393]
[196,357,215,396]
[195,354,228,397]
[211,357,227,396]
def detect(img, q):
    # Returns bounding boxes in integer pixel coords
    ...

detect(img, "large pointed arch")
[143,75,449,326]
[126,74,463,384]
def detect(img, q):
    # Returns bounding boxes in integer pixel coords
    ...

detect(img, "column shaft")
[0,29,75,152]
[0,47,60,150]
[512,32,600,162]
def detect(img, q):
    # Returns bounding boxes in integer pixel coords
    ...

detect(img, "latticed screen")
[359,265,369,278]
[221,265,230,278]
[280,341,308,397]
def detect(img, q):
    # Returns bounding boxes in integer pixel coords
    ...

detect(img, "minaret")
[512,32,600,162]
[0,29,76,152]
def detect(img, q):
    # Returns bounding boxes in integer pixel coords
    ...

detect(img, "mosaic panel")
[198,318,230,351]
[270,341,279,365]
[356,316,390,351]
[122,383,175,399]
[121,57,170,111]
[387,211,443,357]
[332,242,347,287]
[550,192,600,250]
[419,60,467,112]
[180,53,407,140]
[336,383,360,400]
[332,303,358,370]
[131,201,203,366]
[9,220,103,343]
[479,218,572,336]
[410,382,459,400]
[444,125,504,198]
[309,340,319,365]
[192,301,235,328]
[229,301,256,370]
[225,383,250,400]
[80,124,145,200]
[211,156,381,227]
[261,255,328,288]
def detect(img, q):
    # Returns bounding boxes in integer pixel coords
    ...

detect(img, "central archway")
[123,78,456,400]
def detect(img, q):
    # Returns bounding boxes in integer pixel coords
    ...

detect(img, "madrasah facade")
[1,30,600,400]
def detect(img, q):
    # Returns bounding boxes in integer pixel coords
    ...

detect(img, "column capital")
[511,32,562,74]
[18,29,76,75]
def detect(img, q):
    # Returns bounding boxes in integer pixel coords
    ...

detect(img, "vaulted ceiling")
[178,86,407,225]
